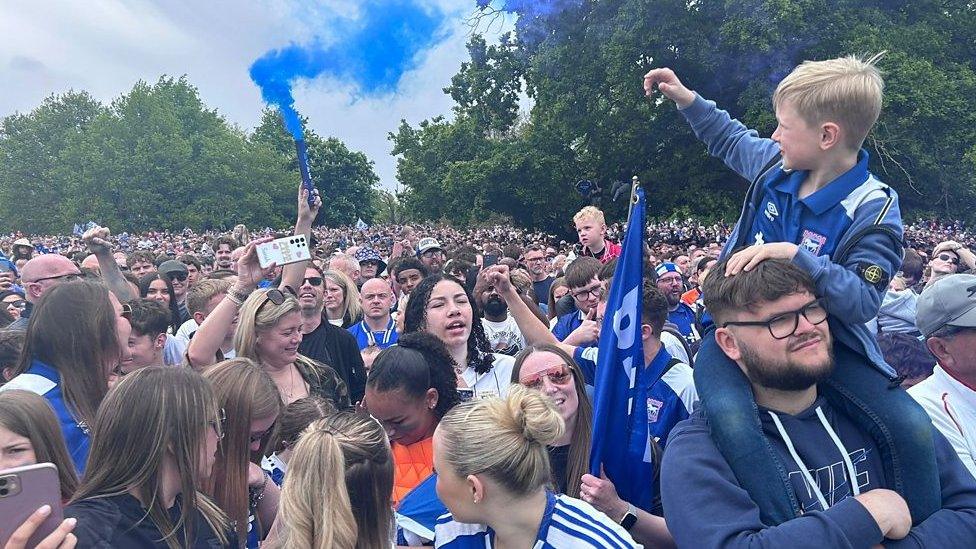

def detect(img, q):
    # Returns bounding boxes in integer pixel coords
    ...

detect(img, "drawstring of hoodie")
[767,405,861,511]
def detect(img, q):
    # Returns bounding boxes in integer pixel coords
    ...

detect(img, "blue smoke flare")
[250,0,450,140]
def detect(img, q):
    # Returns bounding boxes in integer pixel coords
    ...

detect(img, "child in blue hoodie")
[643,54,940,525]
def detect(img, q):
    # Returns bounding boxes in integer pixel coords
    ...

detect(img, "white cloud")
[0,0,513,190]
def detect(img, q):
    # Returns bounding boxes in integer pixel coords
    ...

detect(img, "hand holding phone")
[256,235,310,269]
[0,464,64,547]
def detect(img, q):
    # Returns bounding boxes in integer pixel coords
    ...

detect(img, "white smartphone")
[0,463,63,547]
[256,235,310,269]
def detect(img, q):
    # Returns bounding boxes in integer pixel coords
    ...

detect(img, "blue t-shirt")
[434,491,639,548]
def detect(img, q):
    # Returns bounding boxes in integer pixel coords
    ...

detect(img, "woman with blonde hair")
[270,412,394,549]
[0,390,79,501]
[234,288,349,407]
[65,367,233,548]
[432,386,639,548]
[203,358,282,547]
[322,270,363,328]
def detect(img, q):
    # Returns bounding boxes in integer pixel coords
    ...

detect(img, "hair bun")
[505,386,564,447]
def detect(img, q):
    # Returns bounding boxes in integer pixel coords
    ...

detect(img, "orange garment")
[391,437,434,506]
[681,288,701,306]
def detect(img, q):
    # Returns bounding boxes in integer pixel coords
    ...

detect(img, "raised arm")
[484,265,576,356]
[82,226,133,302]
[186,238,275,369]
[279,186,321,292]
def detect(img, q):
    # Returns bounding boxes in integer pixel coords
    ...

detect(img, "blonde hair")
[187,278,231,316]
[203,358,283,542]
[437,386,564,496]
[322,270,363,323]
[773,52,885,150]
[274,412,394,549]
[71,367,229,548]
[234,288,302,364]
[573,206,605,226]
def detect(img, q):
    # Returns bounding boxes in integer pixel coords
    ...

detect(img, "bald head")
[20,254,82,303]
[360,278,393,322]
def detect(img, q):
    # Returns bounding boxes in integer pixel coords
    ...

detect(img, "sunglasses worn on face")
[520,365,573,390]
[937,253,960,265]
[5,300,25,309]
[722,298,828,340]
[302,277,323,286]
[167,272,188,282]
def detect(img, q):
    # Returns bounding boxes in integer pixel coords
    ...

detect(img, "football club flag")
[356,218,369,231]
[589,186,646,504]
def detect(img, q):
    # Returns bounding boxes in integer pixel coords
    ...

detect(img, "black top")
[298,315,367,403]
[295,358,351,410]
[548,444,570,495]
[66,493,236,548]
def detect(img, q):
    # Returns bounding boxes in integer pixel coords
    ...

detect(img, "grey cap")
[916,274,976,337]
[158,260,188,275]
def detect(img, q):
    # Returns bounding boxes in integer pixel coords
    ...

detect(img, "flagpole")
[626,175,640,226]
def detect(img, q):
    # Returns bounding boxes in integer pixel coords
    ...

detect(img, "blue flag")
[589,187,646,501]
[395,473,445,543]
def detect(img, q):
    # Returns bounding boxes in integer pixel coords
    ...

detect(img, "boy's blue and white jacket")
[681,94,903,375]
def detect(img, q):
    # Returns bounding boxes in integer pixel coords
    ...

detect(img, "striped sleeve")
[545,496,642,548]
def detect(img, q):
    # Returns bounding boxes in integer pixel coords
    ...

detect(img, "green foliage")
[0,77,379,233]
[394,0,976,231]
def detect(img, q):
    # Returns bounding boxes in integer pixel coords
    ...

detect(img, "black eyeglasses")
[167,272,188,282]
[29,272,81,284]
[571,285,602,300]
[4,299,26,309]
[722,298,828,340]
[302,277,323,287]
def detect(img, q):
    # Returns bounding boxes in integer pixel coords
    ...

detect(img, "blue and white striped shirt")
[434,492,641,548]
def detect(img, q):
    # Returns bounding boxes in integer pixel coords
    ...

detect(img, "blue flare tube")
[295,139,317,207]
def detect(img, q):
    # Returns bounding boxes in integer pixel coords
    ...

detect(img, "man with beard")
[296,264,367,403]
[213,236,238,271]
[661,258,976,547]
[416,237,446,274]
[655,262,698,344]
[474,269,525,356]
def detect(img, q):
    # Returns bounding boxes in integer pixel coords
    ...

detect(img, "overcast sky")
[0,0,513,191]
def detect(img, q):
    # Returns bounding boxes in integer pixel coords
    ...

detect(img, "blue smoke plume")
[475,0,583,53]
[250,0,450,140]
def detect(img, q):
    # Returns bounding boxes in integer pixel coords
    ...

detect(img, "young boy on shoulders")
[642,54,940,525]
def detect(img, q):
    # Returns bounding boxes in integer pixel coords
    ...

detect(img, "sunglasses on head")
[258,287,297,313]
[520,365,573,390]
[167,272,188,282]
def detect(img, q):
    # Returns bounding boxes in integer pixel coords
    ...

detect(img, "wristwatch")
[619,503,637,531]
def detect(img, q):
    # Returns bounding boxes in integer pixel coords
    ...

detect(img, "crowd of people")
[2,54,976,548]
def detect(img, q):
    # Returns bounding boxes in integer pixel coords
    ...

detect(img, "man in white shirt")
[909,274,976,479]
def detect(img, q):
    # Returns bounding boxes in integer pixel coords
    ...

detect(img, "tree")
[0,78,380,232]
[395,0,976,230]
[0,91,105,233]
